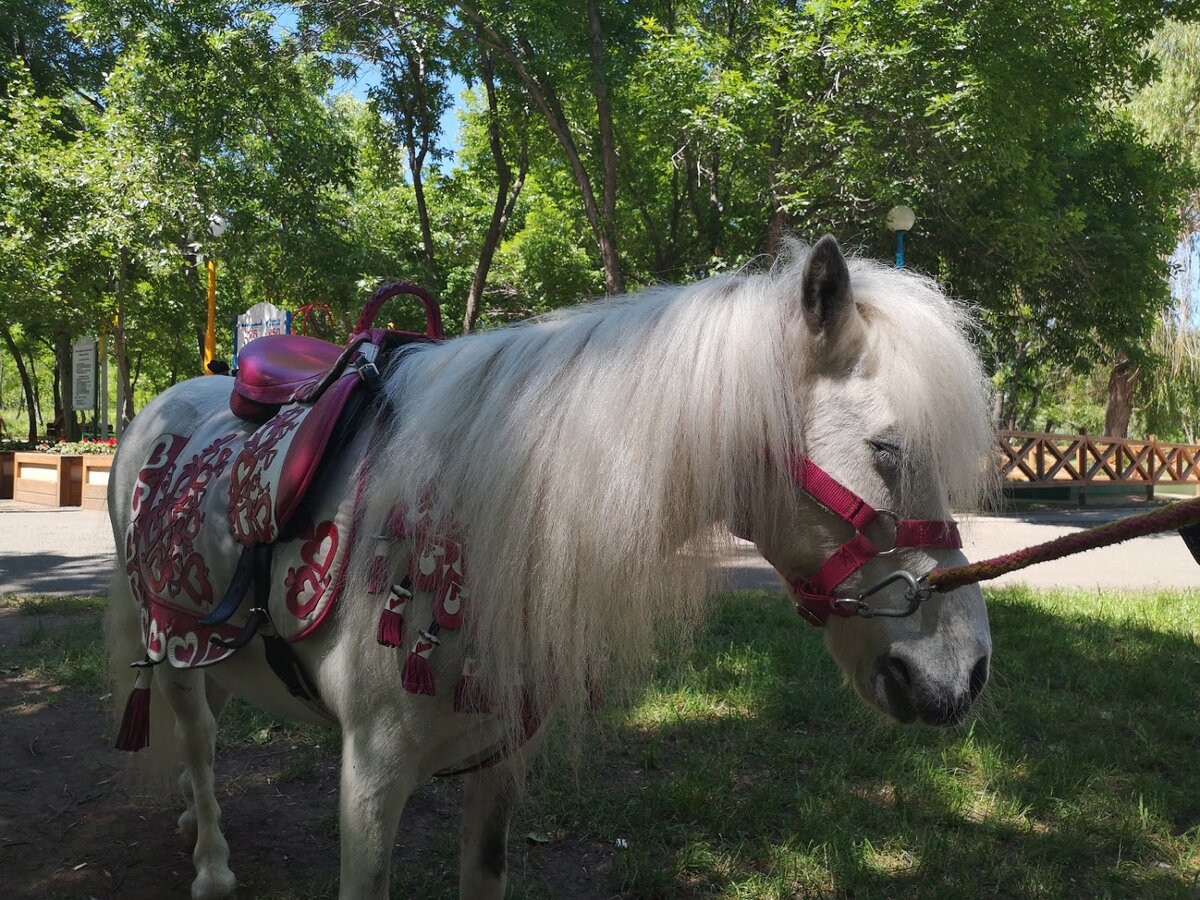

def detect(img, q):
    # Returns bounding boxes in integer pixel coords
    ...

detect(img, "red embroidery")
[228,405,306,544]
[284,520,340,618]
[127,431,242,663]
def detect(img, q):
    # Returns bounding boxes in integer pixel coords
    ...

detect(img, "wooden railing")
[999,431,1200,488]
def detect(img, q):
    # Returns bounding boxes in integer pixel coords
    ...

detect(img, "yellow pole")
[203,257,217,375]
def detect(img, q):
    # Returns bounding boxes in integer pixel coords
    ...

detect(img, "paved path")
[1,500,1197,597]
[0,501,115,596]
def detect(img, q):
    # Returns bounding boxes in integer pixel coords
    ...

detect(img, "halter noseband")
[781,454,961,626]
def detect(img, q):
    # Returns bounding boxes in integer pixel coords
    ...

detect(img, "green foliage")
[1127,20,1200,440]
[2,0,1198,429]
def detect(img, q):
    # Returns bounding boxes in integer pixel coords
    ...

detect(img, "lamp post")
[886,205,916,269]
[203,213,228,375]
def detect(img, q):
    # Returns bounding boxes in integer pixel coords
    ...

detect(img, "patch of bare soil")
[0,637,622,897]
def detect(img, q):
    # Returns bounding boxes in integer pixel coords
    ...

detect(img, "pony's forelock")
[345,244,995,734]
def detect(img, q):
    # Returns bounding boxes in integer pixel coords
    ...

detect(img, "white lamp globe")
[886,205,916,232]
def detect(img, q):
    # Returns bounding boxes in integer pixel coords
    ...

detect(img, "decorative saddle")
[201,283,444,639]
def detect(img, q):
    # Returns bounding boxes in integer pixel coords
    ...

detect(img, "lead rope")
[922,495,1200,595]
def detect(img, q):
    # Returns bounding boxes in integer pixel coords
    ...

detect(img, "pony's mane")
[349,244,995,727]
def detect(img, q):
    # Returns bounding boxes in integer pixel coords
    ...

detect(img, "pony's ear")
[800,235,852,334]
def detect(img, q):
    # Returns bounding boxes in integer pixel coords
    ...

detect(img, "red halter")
[782,454,962,626]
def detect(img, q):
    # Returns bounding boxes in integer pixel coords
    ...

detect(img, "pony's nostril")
[886,655,913,690]
[969,654,990,701]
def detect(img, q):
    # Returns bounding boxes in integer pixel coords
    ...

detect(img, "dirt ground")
[0,612,622,899]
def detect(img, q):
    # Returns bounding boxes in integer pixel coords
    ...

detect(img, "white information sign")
[72,337,96,411]
[235,302,291,361]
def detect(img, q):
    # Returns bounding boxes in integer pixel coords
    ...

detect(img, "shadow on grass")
[517,588,1200,898]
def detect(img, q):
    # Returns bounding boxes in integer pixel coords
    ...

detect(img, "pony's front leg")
[338,728,417,899]
[157,666,236,900]
[459,765,523,900]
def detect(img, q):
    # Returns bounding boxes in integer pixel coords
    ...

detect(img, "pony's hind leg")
[157,666,237,900]
[176,678,231,851]
[459,766,521,900]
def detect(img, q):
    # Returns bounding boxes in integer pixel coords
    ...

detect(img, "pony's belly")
[204,638,337,728]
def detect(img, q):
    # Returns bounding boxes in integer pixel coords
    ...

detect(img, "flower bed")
[36,437,118,455]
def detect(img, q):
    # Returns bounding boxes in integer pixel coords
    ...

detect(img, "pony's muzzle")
[877,650,989,727]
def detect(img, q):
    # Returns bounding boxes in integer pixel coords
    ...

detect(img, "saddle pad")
[126,421,370,666]
[228,373,360,546]
[126,430,248,667]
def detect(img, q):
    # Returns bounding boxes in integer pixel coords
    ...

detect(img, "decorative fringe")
[115,666,152,752]
[376,608,405,648]
[387,502,409,537]
[366,549,391,595]
[453,658,489,714]
[401,630,440,696]
[376,580,411,648]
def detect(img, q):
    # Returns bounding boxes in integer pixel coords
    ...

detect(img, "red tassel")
[376,582,410,648]
[376,609,405,647]
[367,550,391,595]
[453,658,489,714]
[402,633,439,696]
[115,668,152,752]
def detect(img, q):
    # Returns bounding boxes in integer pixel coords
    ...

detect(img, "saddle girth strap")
[261,633,322,704]
[200,544,255,627]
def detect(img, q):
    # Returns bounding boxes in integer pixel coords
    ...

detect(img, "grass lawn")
[4,586,1199,898]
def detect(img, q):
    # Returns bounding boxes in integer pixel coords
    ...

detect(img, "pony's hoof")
[191,866,236,900]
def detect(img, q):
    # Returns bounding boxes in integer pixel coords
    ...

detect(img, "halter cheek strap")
[783,454,961,626]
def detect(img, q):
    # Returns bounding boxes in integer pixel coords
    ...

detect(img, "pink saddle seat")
[235,335,343,404]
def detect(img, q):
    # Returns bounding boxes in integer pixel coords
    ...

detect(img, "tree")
[1128,19,1200,439]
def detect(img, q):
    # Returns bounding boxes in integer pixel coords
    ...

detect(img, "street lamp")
[886,205,916,269]
[203,213,229,375]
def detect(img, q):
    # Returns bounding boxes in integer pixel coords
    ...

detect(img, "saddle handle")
[354,282,444,340]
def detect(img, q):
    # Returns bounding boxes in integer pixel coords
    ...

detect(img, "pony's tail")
[106,568,179,788]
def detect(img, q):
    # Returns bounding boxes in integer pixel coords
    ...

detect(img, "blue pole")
[895,230,906,269]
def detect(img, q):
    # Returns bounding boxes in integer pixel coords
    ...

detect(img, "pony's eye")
[868,439,901,469]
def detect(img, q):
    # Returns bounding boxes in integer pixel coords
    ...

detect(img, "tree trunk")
[27,348,42,427]
[1104,357,1138,438]
[464,53,528,334]
[708,146,722,258]
[407,131,438,286]
[587,0,618,227]
[585,0,624,296]
[55,331,81,441]
[113,250,136,425]
[1,325,38,442]
[454,1,625,295]
[764,141,789,258]
[50,339,62,432]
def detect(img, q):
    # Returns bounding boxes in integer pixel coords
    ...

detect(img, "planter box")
[81,454,113,510]
[0,451,12,500]
[12,452,82,507]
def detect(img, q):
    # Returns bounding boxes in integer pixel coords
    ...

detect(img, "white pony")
[106,237,996,899]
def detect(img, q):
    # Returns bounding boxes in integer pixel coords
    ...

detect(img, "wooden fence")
[999,431,1200,495]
